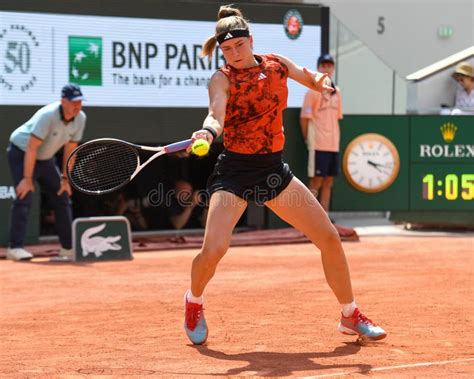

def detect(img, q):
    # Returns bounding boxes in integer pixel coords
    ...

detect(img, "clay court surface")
[1,235,473,378]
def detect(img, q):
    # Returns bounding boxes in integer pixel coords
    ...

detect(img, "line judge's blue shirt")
[9,101,86,160]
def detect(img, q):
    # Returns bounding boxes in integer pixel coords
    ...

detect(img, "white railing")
[406,47,474,115]
[407,46,474,82]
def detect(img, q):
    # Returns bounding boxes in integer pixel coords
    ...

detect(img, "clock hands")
[367,160,383,172]
[367,160,392,175]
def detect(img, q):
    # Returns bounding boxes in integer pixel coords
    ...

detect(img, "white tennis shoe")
[6,248,33,261]
[58,248,73,258]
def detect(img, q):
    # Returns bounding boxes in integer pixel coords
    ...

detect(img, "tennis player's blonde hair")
[201,5,250,59]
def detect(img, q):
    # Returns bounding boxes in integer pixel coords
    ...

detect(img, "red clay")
[1,235,473,377]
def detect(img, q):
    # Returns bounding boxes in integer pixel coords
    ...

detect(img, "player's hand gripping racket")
[67,138,192,195]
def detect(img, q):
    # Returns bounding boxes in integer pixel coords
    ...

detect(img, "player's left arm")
[273,53,333,94]
[58,141,78,196]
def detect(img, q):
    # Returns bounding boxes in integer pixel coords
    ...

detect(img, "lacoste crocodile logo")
[81,223,122,257]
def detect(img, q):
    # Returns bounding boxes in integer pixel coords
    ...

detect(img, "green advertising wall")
[336,116,473,213]
[268,114,473,228]
[335,115,473,214]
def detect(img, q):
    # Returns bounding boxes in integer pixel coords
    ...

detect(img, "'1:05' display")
[422,174,474,201]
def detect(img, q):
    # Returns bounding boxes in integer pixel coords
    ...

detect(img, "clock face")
[343,133,400,193]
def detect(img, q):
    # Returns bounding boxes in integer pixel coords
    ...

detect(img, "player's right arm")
[192,71,229,143]
[16,135,43,200]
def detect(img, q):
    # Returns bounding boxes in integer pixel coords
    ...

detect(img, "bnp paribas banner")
[0,11,321,107]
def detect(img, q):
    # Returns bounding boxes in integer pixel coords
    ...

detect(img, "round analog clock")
[342,133,400,193]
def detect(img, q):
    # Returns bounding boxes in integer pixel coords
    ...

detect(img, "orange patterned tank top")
[219,54,289,154]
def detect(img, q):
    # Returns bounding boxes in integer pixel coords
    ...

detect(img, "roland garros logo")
[0,24,39,92]
[283,9,303,40]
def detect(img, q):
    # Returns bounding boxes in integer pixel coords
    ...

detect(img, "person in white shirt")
[452,62,474,113]
[6,84,86,261]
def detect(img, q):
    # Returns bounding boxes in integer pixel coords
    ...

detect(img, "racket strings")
[69,142,138,193]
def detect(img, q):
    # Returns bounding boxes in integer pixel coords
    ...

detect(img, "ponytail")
[201,35,217,59]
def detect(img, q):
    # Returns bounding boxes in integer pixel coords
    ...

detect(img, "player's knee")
[318,226,341,251]
[200,243,228,266]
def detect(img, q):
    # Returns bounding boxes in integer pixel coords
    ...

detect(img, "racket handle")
[164,139,193,153]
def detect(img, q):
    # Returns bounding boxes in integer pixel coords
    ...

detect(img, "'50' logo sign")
[0,24,39,92]
[5,41,31,74]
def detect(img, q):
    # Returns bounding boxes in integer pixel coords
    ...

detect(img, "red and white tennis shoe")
[184,290,208,345]
[338,308,386,341]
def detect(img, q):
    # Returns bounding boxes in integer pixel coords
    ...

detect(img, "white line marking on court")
[303,357,474,378]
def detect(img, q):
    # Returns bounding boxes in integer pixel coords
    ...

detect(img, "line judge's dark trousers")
[7,144,72,249]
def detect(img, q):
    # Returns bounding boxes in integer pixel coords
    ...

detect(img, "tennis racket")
[67,138,192,195]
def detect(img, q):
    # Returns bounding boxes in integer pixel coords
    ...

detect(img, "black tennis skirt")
[207,150,294,204]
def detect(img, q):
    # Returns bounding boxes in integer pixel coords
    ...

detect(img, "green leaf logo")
[69,36,102,86]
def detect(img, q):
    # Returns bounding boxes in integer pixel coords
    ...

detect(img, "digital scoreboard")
[412,167,473,210]
[409,117,474,211]
[335,115,473,213]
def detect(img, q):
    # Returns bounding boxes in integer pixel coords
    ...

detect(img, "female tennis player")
[184,5,386,345]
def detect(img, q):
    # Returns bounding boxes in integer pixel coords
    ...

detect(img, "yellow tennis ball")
[192,139,210,157]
